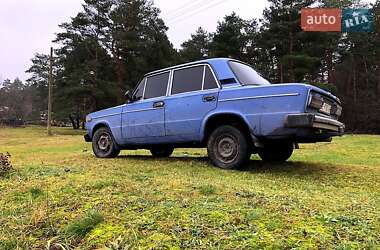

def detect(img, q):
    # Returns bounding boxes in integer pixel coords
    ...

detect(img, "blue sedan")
[84,58,344,169]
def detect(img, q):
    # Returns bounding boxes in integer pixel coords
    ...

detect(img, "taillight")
[308,94,324,109]
[308,93,342,117]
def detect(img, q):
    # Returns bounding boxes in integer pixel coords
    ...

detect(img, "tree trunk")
[278,61,284,83]
[288,6,295,83]
[352,55,357,131]
[326,49,334,84]
[289,31,295,83]
[69,115,78,129]
[353,62,357,105]
[111,40,125,103]
[362,56,370,89]
[75,114,80,130]
[378,54,380,97]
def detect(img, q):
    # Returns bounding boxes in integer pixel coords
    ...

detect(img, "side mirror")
[125,90,133,103]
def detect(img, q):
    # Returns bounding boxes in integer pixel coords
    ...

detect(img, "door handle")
[203,95,216,102]
[153,101,165,108]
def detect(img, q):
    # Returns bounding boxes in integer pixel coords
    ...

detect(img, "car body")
[84,58,344,169]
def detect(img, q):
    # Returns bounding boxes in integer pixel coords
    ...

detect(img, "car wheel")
[92,127,120,158]
[258,142,293,162]
[207,125,251,169]
[150,147,174,157]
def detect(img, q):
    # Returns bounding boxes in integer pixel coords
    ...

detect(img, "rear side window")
[203,67,218,90]
[144,72,170,99]
[171,66,204,95]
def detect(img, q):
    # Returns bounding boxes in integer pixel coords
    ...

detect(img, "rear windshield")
[229,61,270,86]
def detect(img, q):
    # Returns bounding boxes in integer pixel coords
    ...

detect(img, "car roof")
[144,58,235,77]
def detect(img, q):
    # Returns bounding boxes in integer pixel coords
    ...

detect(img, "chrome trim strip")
[165,88,219,99]
[165,118,201,123]
[222,85,240,89]
[142,77,147,99]
[313,123,341,132]
[122,107,163,114]
[125,121,164,126]
[201,65,206,90]
[286,113,344,132]
[147,61,211,76]
[207,64,221,89]
[145,70,171,78]
[92,113,120,119]
[219,93,300,102]
[166,70,174,96]
[314,115,344,127]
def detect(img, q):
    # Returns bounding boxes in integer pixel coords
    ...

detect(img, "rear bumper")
[286,113,345,134]
[84,133,91,142]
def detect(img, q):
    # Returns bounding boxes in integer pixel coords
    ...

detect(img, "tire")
[207,125,251,169]
[92,127,120,158]
[150,147,174,158]
[258,142,293,162]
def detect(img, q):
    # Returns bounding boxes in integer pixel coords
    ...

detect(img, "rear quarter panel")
[216,84,310,137]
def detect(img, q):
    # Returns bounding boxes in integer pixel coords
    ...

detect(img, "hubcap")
[98,134,111,151]
[217,136,238,163]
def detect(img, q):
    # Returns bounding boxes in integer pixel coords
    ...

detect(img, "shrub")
[0,152,13,177]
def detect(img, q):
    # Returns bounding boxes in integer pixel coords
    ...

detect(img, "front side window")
[229,61,270,86]
[171,66,204,95]
[133,78,145,101]
[144,72,170,99]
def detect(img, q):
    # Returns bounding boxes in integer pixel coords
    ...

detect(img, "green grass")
[0,126,379,249]
[65,211,103,238]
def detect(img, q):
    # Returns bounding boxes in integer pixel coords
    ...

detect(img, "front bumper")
[286,113,345,134]
[84,133,91,142]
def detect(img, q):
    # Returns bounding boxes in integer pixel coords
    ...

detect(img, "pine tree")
[26,53,51,119]
[209,12,249,60]
[50,0,177,127]
[180,27,211,62]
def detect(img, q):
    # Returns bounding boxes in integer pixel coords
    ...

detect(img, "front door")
[121,72,170,143]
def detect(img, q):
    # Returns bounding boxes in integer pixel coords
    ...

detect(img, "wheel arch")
[201,112,253,143]
[90,122,112,139]
[90,121,122,150]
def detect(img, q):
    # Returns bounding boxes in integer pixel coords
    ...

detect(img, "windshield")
[229,61,270,86]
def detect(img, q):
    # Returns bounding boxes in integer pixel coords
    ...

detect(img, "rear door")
[164,65,220,142]
[121,72,170,142]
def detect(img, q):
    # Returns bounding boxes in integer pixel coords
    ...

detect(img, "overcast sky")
[0,0,269,82]
[1,0,375,82]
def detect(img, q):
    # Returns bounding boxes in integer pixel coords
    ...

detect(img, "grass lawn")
[0,126,379,249]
